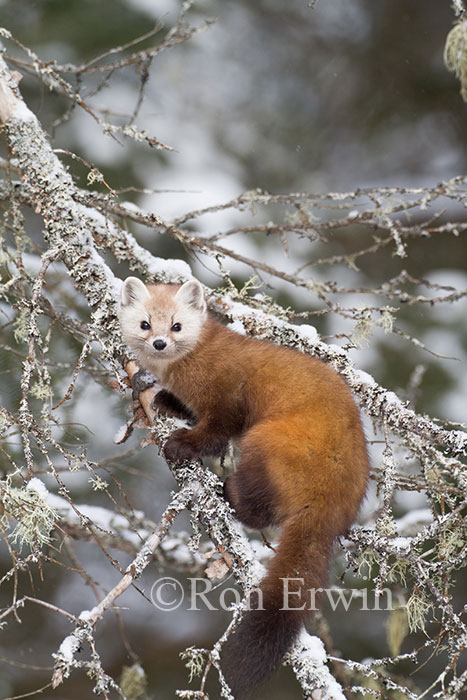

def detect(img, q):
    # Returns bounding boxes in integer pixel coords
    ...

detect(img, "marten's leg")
[224,439,279,530]
[152,390,194,421]
[163,418,229,462]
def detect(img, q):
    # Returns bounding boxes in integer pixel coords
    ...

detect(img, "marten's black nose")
[153,339,167,351]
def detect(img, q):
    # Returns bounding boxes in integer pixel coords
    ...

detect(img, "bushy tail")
[221,512,335,698]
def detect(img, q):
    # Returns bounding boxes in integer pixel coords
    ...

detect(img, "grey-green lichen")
[120,664,147,699]
[180,646,207,683]
[352,310,374,348]
[444,20,467,101]
[0,477,59,551]
[30,377,53,401]
[216,275,292,320]
[13,307,30,343]
[386,606,409,656]
[405,590,434,633]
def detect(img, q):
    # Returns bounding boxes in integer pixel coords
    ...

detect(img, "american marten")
[118,277,369,698]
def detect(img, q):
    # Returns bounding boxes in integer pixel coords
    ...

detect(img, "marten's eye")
[140,321,151,330]
[171,322,182,332]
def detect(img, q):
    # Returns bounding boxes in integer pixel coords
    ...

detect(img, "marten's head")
[118,278,207,362]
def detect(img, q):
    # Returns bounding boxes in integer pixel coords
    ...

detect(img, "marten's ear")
[120,277,150,307]
[175,279,206,312]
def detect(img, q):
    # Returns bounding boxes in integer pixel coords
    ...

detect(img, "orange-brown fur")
[119,280,369,698]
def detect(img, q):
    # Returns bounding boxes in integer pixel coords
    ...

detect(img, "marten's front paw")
[163,428,201,463]
[152,392,177,418]
[152,390,195,421]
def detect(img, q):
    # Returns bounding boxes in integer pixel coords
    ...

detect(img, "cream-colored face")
[118,277,207,364]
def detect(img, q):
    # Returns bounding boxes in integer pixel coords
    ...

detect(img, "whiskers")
[124,333,147,353]
[173,339,196,356]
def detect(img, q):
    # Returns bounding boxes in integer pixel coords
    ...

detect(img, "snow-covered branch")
[0,12,466,698]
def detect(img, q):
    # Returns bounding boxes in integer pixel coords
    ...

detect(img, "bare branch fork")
[50,486,192,690]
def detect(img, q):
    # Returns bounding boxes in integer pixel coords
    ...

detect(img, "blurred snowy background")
[0,0,466,698]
